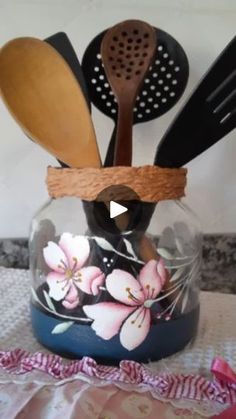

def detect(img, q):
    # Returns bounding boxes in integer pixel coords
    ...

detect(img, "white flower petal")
[43,242,67,273]
[59,233,90,270]
[83,302,135,340]
[120,307,151,351]
[47,272,70,301]
[106,270,144,306]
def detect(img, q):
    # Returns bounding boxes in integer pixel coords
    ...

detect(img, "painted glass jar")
[29,166,201,364]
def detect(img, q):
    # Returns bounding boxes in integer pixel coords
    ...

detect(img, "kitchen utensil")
[45,32,91,111]
[100,20,156,165]
[0,36,127,237]
[45,32,91,167]
[155,36,236,168]
[0,37,101,168]
[138,36,236,264]
[82,27,189,166]
[0,36,125,251]
[21,32,90,168]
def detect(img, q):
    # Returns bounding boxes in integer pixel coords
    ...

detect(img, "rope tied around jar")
[46,165,187,202]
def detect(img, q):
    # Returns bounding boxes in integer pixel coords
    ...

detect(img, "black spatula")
[46,32,91,111]
[155,36,236,168]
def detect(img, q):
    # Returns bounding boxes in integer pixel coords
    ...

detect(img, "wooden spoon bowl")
[101,20,156,165]
[0,37,101,168]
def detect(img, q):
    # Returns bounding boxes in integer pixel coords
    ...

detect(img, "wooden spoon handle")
[114,102,134,166]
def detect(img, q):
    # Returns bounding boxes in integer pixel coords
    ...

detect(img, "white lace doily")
[0,267,236,417]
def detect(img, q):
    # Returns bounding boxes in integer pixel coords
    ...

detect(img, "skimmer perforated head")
[82,26,189,123]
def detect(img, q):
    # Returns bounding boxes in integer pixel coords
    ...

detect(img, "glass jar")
[29,195,201,364]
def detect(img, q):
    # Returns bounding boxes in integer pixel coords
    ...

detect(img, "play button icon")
[92,184,143,235]
[110,201,128,219]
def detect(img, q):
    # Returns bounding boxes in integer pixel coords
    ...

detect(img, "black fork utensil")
[135,36,236,249]
[132,35,236,298]
[155,36,236,168]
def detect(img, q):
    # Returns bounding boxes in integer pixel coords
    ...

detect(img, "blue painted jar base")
[30,302,200,365]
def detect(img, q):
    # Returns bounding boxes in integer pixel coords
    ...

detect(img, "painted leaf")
[124,239,137,258]
[192,259,201,276]
[31,287,41,304]
[170,267,186,283]
[94,237,115,252]
[51,321,74,334]
[157,247,173,260]
[43,290,56,312]
[176,236,195,257]
[175,237,186,255]
[181,290,189,313]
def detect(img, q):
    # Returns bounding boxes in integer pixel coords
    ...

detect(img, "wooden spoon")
[101,22,161,259]
[0,37,101,168]
[101,20,156,166]
[0,37,168,292]
[0,37,130,235]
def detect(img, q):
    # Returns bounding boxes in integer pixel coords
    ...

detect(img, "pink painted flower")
[43,233,105,309]
[83,259,168,351]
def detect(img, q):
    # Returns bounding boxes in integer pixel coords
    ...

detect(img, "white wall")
[0,0,236,237]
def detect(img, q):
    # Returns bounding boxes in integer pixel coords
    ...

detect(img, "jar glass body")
[29,197,202,364]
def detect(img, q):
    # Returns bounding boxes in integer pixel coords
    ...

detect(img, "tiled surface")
[0,1,236,237]
[1,234,236,293]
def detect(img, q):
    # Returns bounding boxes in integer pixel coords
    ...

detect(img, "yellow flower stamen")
[125,287,140,303]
